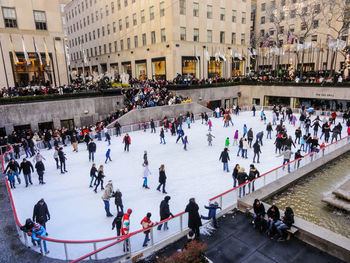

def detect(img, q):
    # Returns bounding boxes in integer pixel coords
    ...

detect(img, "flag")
[80,43,88,65]
[65,43,70,66]
[296,44,304,52]
[55,42,62,64]
[21,36,30,65]
[215,49,220,62]
[261,34,271,48]
[287,31,293,44]
[194,46,199,62]
[33,37,42,65]
[252,49,258,56]
[43,38,50,66]
[204,48,210,61]
[303,42,312,50]
[9,35,19,64]
[248,49,253,58]
[219,49,226,62]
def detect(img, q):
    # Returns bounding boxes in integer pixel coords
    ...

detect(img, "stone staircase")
[322,179,350,212]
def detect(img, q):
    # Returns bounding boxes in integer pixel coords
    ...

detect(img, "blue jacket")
[178,129,184,136]
[106,149,111,157]
[243,126,247,134]
[32,226,47,241]
[205,204,221,218]
[5,172,15,182]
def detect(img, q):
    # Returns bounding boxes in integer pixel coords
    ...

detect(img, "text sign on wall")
[315,93,335,98]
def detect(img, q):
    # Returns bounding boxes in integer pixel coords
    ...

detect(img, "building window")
[97,28,100,37]
[207,5,212,19]
[220,8,225,21]
[114,41,118,52]
[100,8,103,19]
[290,10,296,19]
[161,28,166,42]
[160,1,165,17]
[117,0,121,10]
[120,40,124,50]
[87,16,90,25]
[261,16,265,24]
[91,13,94,23]
[242,12,246,24]
[220,31,225,43]
[151,31,156,44]
[314,4,320,14]
[281,0,286,6]
[133,13,137,25]
[134,36,138,47]
[193,2,199,17]
[193,28,199,42]
[93,30,96,39]
[107,24,110,34]
[142,33,147,46]
[180,27,186,41]
[33,10,47,30]
[150,6,155,20]
[127,38,130,49]
[311,35,317,42]
[106,5,109,16]
[124,0,128,7]
[231,33,236,45]
[125,16,129,28]
[2,7,17,28]
[111,2,114,13]
[102,26,105,36]
[179,0,186,15]
[141,10,145,23]
[313,20,319,29]
[113,22,116,33]
[96,11,98,21]
[109,43,112,53]
[119,19,122,30]
[301,22,307,31]
[261,3,266,11]
[99,45,102,55]
[232,10,237,22]
[280,11,285,20]
[241,33,245,45]
[207,30,212,43]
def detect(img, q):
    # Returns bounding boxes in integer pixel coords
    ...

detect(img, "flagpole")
[62,37,70,85]
[53,37,61,86]
[0,39,9,88]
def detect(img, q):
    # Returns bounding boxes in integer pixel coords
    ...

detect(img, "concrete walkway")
[142,211,345,263]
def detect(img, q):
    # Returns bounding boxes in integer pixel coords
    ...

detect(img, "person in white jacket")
[142,161,151,189]
[242,138,248,159]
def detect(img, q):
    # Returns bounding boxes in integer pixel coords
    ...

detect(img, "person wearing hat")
[19,158,34,187]
[35,160,46,184]
[122,209,132,252]
[33,198,50,230]
[4,158,21,184]
[157,196,174,231]
[32,222,49,254]
[185,198,202,240]
[140,212,154,247]
[33,152,46,163]
[200,202,221,228]
[102,180,114,217]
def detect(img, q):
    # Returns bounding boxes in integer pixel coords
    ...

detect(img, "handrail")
[209,134,350,201]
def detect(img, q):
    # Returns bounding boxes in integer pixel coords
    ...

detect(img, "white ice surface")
[10,111,347,259]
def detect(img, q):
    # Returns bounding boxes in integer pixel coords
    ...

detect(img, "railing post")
[263,175,266,186]
[180,214,183,232]
[236,188,239,201]
[40,240,45,256]
[93,242,98,260]
[219,196,223,209]
[150,227,154,246]
[275,169,278,180]
[249,182,252,194]
[64,243,69,261]
[23,231,28,247]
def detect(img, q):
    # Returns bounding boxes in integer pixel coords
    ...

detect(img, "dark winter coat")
[283,209,294,227]
[267,206,280,222]
[5,160,19,173]
[253,202,265,217]
[295,129,302,138]
[219,149,230,163]
[58,150,66,162]
[33,202,50,224]
[90,166,97,177]
[159,170,166,184]
[253,141,261,153]
[88,142,96,152]
[19,161,34,174]
[266,124,273,131]
[232,167,239,179]
[160,198,173,220]
[105,133,111,141]
[247,129,253,140]
[248,168,260,181]
[113,191,123,206]
[112,211,123,231]
[185,202,202,229]
[237,172,247,185]
[35,161,45,173]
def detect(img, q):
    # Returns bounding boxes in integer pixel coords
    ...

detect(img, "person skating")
[237,168,248,198]
[88,140,96,162]
[185,198,202,240]
[157,196,174,231]
[123,133,131,152]
[33,152,46,163]
[113,188,124,213]
[89,163,97,187]
[275,207,294,241]
[5,158,21,184]
[156,164,167,193]
[5,169,16,189]
[232,164,240,188]
[58,147,67,174]
[35,160,45,184]
[150,119,156,133]
[252,141,261,163]
[32,223,49,254]
[277,147,294,173]
[200,202,221,228]
[207,132,215,146]
[114,121,121,136]
[243,124,248,137]
[105,149,112,163]
[33,198,50,230]
[176,127,184,143]
[266,123,273,139]
[160,128,166,144]
[143,151,148,165]
[19,158,34,187]
[94,165,105,193]
[208,119,213,131]
[71,132,79,152]
[122,209,132,252]
[247,129,253,148]
[242,138,248,159]
[256,131,264,146]
[183,136,188,150]
[105,131,111,146]
[53,147,60,170]
[225,137,230,147]
[219,148,230,172]
[102,180,114,217]
[140,212,155,247]
[142,161,151,189]
[248,164,260,193]
[112,210,124,236]
[294,150,304,168]
[233,130,239,145]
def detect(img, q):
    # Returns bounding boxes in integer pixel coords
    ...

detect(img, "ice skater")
[105,148,112,163]
[89,163,97,188]
[156,164,167,194]
[94,165,105,193]
[176,127,184,143]
[142,161,151,189]
[123,134,131,152]
[183,136,188,150]
[160,128,166,144]
[200,202,221,228]
[207,132,215,146]
[219,148,230,172]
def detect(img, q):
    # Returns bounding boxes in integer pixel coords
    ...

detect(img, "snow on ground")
[9,110,348,259]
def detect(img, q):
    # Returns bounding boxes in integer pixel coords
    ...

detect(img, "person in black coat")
[35,161,46,184]
[150,119,156,133]
[157,196,174,230]
[19,158,34,187]
[33,199,50,230]
[112,210,124,236]
[5,158,21,184]
[113,189,123,213]
[275,207,294,241]
[114,122,121,137]
[266,205,280,236]
[185,198,202,240]
[156,164,167,193]
[89,163,97,187]
[253,141,261,163]
[88,140,97,162]
[58,147,67,174]
[219,148,230,172]
[248,164,260,193]
[253,199,265,232]
[237,168,248,198]
[232,164,240,188]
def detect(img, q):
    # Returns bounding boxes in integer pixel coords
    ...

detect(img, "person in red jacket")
[331,111,337,124]
[123,134,131,152]
[122,208,132,252]
[140,212,154,247]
